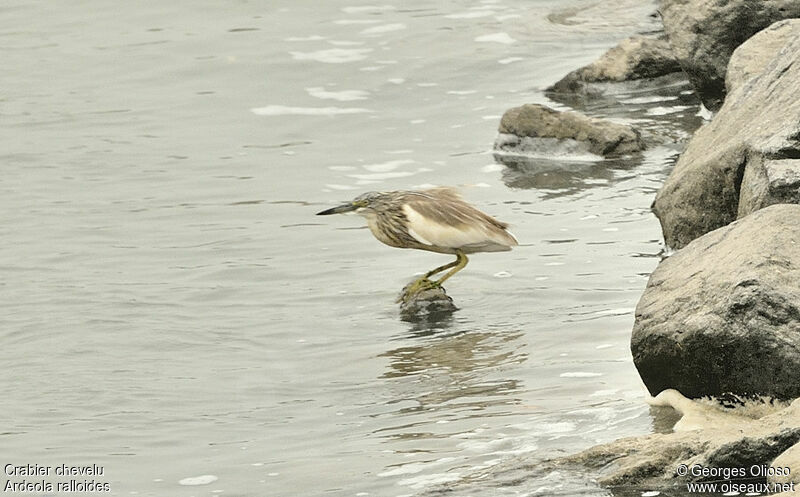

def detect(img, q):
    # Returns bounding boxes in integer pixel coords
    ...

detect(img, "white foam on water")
[560,372,602,378]
[475,33,516,44]
[642,491,661,497]
[410,119,426,124]
[362,159,414,172]
[329,166,357,171]
[646,105,692,116]
[306,87,369,101]
[481,163,504,173]
[532,421,577,435]
[697,103,713,120]
[493,271,512,278]
[398,472,461,489]
[447,90,477,95]
[621,95,679,104]
[495,14,521,20]
[387,78,405,84]
[494,135,605,162]
[290,48,372,63]
[360,23,407,35]
[498,56,523,64]
[251,105,371,116]
[595,344,614,349]
[378,462,427,477]
[178,475,218,486]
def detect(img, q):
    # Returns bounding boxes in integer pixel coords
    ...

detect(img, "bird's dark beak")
[317,203,358,215]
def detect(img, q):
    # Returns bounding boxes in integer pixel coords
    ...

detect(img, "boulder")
[739,159,800,218]
[653,20,800,249]
[632,204,800,400]
[659,0,800,110]
[771,443,800,485]
[548,35,682,94]
[726,19,800,93]
[495,104,645,158]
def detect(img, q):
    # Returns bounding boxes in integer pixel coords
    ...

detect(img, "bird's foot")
[397,277,442,303]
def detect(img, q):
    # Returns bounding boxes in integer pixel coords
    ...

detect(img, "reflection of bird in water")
[317,187,518,296]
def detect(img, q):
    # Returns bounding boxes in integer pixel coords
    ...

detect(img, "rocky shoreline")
[494,1,800,494]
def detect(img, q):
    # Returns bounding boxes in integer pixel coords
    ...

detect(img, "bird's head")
[316,191,385,216]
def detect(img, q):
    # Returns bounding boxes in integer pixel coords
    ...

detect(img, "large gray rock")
[548,35,682,94]
[771,443,800,485]
[653,20,800,249]
[632,204,800,400]
[739,159,800,218]
[495,103,645,158]
[660,0,800,110]
[727,19,800,93]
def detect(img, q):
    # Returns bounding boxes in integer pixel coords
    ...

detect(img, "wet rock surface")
[653,20,800,249]
[495,103,645,158]
[547,35,682,95]
[398,283,457,322]
[632,204,800,400]
[659,0,800,110]
[556,391,800,490]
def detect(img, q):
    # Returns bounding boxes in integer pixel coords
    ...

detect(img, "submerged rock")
[659,0,800,110]
[398,282,457,322]
[653,20,800,249]
[548,35,682,94]
[632,204,800,400]
[495,104,645,158]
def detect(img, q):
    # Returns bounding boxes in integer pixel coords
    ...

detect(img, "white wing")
[403,204,516,253]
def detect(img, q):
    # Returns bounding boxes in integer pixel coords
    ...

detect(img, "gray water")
[2,1,702,496]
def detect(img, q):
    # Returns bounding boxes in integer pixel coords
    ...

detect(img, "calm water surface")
[2,1,702,495]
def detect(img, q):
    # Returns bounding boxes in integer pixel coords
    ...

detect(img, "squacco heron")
[317,187,518,295]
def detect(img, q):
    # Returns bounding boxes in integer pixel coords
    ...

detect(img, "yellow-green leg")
[398,250,469,303]
[434,250,468,285]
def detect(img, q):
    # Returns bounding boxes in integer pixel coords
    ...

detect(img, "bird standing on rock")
[317,187,518,299]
